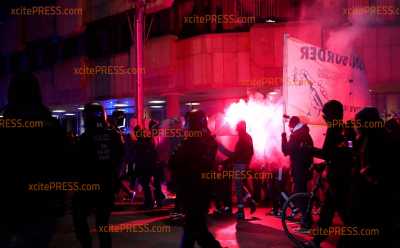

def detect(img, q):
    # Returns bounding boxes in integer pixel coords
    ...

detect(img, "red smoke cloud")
[223,93,289,169]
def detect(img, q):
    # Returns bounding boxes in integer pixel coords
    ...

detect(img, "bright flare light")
[224,94,288,168]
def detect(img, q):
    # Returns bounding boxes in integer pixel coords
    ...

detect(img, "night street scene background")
[0,0,399,248]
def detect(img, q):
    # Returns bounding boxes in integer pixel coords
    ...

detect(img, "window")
[85,11,132,59]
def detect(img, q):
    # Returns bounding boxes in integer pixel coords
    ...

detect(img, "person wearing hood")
[282,116,314,230]
[350,107,387,248]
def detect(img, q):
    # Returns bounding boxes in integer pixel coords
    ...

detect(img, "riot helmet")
[83,102,107,130]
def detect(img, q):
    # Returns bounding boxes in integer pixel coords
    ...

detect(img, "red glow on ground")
[223,94,289,168]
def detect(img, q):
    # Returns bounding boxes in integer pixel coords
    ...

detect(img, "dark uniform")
[72,103,123,248]
[169,110,222,248]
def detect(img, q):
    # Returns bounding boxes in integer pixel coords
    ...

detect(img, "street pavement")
[50,199,336,248]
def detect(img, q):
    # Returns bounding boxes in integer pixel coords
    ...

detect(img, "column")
[165,93,181,118]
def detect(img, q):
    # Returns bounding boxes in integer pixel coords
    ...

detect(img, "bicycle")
[281,163,327,248]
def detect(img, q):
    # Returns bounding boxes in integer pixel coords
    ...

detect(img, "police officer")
[72,102,124,248]
[169,110,222,248]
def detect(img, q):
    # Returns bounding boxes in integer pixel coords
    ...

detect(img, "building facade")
[1,0,399,133]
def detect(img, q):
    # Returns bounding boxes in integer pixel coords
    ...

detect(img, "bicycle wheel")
[281,192,314,248]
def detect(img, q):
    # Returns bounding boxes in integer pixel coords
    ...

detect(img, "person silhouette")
[0,72,67,248]
[72,102,124,248]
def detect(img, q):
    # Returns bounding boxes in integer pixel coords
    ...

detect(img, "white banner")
[283,35,370,125]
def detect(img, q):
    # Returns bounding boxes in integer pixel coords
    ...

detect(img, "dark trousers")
[313,185,349,245]
[174,190,184,213]
[268,179,280,210]
[234,163,249,208]
[153,165,166,201]
[253,172,267,203]
[180,211,222,248]
[139,175,154,207]
[267,170,287,210]
[72,194,112,248]
[345,176,385,248]
[214,178,232,210]
[293,170,310,226]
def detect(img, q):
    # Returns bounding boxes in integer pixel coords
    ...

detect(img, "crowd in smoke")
[1,70,398,247]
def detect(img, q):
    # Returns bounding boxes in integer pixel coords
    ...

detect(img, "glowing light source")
[149,105,164,109]
[223,94,288,167]
[148,100,166,104]
[185,102,200,106]
[52,109,66,113]
[64,113,76,116]
[114,103,129,107]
